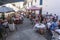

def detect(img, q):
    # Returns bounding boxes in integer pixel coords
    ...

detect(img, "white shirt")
[34,23,46,29]
[47,22,51,28]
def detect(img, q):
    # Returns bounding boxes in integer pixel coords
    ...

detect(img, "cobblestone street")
[6,18,47,40]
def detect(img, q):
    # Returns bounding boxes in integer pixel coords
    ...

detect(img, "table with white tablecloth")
[34,23,46,29]
[34,23,46,34]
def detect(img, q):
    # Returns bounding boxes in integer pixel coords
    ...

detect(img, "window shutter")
[40,0,43,5]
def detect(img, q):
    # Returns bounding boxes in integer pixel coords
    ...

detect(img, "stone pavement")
[6,18,47,40]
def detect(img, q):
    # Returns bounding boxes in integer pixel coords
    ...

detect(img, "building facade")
[12,2,24,9]
[24,0,43,14]
[25,0,43,7]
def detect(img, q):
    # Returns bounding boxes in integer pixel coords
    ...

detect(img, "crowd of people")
[0,12,25,40]
[0,11,60,40]
[27,12,60,40]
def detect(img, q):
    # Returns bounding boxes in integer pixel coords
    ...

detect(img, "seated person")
[50,20,58,31]
[33,22,45,31]
[47,22,52,29]
[3,19,8,28]
[58,20,60,29]
[53,14,58,21]
[42,18,47,25]
[49,20,58,38]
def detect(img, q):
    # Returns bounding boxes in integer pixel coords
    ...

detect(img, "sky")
[42,0,60,19]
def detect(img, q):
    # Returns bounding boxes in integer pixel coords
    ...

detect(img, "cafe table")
[34,23,46,34]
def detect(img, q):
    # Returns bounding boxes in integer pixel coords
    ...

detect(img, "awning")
[27,6,41,10]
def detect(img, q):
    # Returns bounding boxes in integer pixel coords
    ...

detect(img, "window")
[40,0,43,5]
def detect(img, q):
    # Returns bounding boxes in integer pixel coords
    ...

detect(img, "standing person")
[23,12,26,17]
[31,12,36,19]
[12,16,15,22]
[7,14,10,22]
[19,15,24,24]
[38,14,43,23]
[29,14,32,22]
[8,16,15,31]
[46,12,49,19]
[31,12,36,25]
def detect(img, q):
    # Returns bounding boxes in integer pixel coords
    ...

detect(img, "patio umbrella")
[0,6,15,20]
[27,6,41,10]
[0,6,15,13]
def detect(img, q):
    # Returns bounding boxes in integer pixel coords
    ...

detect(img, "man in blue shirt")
[50,21,58,30]
[49,21,58,39]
